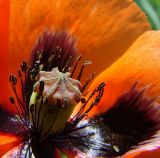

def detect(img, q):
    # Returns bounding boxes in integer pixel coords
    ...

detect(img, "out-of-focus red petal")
[0,133,22,157]
[137,149,160,158]
[0,1,12,111]
[124,148,160,158]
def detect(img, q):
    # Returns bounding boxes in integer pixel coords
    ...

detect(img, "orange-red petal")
[87,30,160,115]
[85,30,160,157]
[9,0,150,78]
[0,133,22,157]
[0,0,11,110]
[124,148,160,158]
[136,149,160,158]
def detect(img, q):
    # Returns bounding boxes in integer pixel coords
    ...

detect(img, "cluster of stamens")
[5,31,160,158]
[8,44,105,158]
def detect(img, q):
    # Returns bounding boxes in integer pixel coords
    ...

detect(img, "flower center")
[8,31,103,153]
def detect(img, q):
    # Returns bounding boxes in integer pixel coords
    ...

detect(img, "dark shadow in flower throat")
[0,105,24,135]
[30,31,77,72]
[31,140,58,158]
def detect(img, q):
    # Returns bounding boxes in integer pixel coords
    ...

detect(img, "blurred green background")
[135,0,160,30]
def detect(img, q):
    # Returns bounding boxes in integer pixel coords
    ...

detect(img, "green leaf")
[135,0,160,30]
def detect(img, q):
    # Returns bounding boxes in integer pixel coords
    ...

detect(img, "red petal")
[9,0,150,79]
[0,1,12,111]
[124,148,160,158]
[0,133,22,157]
[134,149,160,158]
[85,30,160,116]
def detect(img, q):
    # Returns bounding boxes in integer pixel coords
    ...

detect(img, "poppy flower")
[0,0,160,158]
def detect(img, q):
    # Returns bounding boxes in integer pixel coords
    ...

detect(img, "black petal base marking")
[30,31,77,72]
[49,83,160,157]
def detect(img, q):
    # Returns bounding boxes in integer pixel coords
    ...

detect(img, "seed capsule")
[29,68,82,136]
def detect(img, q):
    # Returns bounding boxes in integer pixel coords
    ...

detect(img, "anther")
[49,46,63,68]
[81,98,86,104]
[21,61,28,72]
[62,56,72,72]
[48,54,55,70]
[9,96,30,131]
[9,75,17,85]
[9,96,15,104]
[72,82,106,123]
[55,46,62,54]
[36,50,43,60]
[48,54,55,63]
[97,82,106,91]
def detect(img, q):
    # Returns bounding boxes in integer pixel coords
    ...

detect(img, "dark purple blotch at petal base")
[30,31,77,72]
[0,105,24,135]
[31,140,58,158]
[49,83,160,157]
[0,105,11,124]
[24,31,77,106]
[96,83,160,156]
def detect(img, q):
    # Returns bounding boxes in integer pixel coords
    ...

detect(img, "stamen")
[71,55,82,78]
[24,144,30,158]
[36,50,43,61]
[34,101,38,132]
[62,55,72,72]
[36,94,44,132]
[18,70,25,105]
[21,61,28,72]
[9,96,29,132]
[9,64,35,133]
[48,54,55,71]
[9,75,25,114]
[39,81,45,92]
[53,46,63,67]
[38,104,48,136]
[77,61,92,82]
[76,82,105,120]
[9,74,17,85]
[30,104,36,131]
[19,143,25,158]
[29,59,41,82]
[81,72,95,92]
[63,82,106,134]
[43,100,60,137]
[31,31,77,72]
